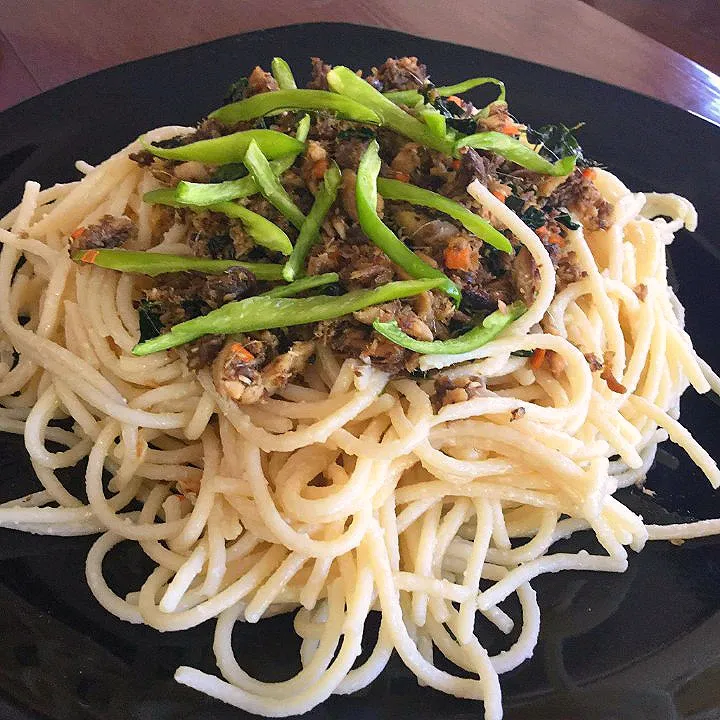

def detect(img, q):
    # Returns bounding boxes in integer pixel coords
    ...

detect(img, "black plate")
[1,23,719,720]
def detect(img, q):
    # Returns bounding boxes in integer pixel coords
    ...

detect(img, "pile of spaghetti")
[0,56,718,719]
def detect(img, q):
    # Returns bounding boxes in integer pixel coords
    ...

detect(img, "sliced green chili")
[206,201,292,255]
[383,90,424,107]
[271,57,297,90]
[209,89,380,125]
[455,132,576,176]
[294,113,311,143]
[326,67,456,155]
[261,272,339,298]
[174,114,311,206]
[175,175,258,205]
[419,107,448,139]
[356,141,461,305]
[143,187,182,207]
[132,278,445,356]
[373,301,526,354]
[283,163,342,281]
[435,77,506,103]
[243,139,306,230]
[142,130,303,164]
[376,178,512,253]
[71,249,284,280]
[141,188,291,255]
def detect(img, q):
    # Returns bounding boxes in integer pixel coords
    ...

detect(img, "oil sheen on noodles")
[0,127,718,720]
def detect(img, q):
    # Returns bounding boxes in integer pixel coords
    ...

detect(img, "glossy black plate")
[1,23,719,720]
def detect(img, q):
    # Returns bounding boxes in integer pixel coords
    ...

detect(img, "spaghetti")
[0,91,718,718]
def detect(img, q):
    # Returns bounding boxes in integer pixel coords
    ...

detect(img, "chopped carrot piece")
[451,159,462,171]
[230,343,255,363]
[546,234,564,245]
[447,95,464,108]
[582,167,595,180]
[394,171,411,183]
[529,348,546,370]
[70,227,86,240]
[501,123,520,136]
[535,225,549,238]
[491,190,506,203]
[80,249,99,264]
[443,245,472,271]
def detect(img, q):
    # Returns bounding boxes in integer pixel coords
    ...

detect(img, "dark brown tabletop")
[1,0,719,125]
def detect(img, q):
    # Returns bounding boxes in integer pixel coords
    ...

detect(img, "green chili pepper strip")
[209,89,380,125]
[141,188,292,255]
[294,113,311,143]
[142,129,303,164]
[174,114,311,206]
[326,67,455,155]
[271,57,297,89]
[143,188,182,207]
[356,141,461,305]
[374,301,526,354]
[261,272,339,298]
[283,163,342,281]
[376,178,512,253]
[71,249,284,280]
[419,107,448,138]
[455,132,576,176]
[243,140,306,230]
[435,77,506,103]
[175,175,257,205]
[132,278,445,356]
[207,201,292,255]
[383,90,424,107]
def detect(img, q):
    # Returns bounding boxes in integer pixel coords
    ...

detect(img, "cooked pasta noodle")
[0,125,717,720]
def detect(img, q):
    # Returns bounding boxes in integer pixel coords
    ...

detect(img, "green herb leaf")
[525,123,596,168]
[138,300,163,342]
[223,77,248,105]
[555,212,580,231]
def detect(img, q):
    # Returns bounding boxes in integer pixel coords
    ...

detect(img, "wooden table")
[1,0,719,126]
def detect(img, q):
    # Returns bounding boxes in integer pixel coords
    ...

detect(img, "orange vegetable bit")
[443,245,472,271]
[70,227,86,240]
[393,171,411,183]
[230,343,255,363]
[546,233,565,246]
[501,123,520,136]
[80,249,99,264]
[582,167,596,180]
[535,225,549,238]
[446,95,464,108]
[451,159,462,171]
[491,190,507,203]
[529,348,546,370]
